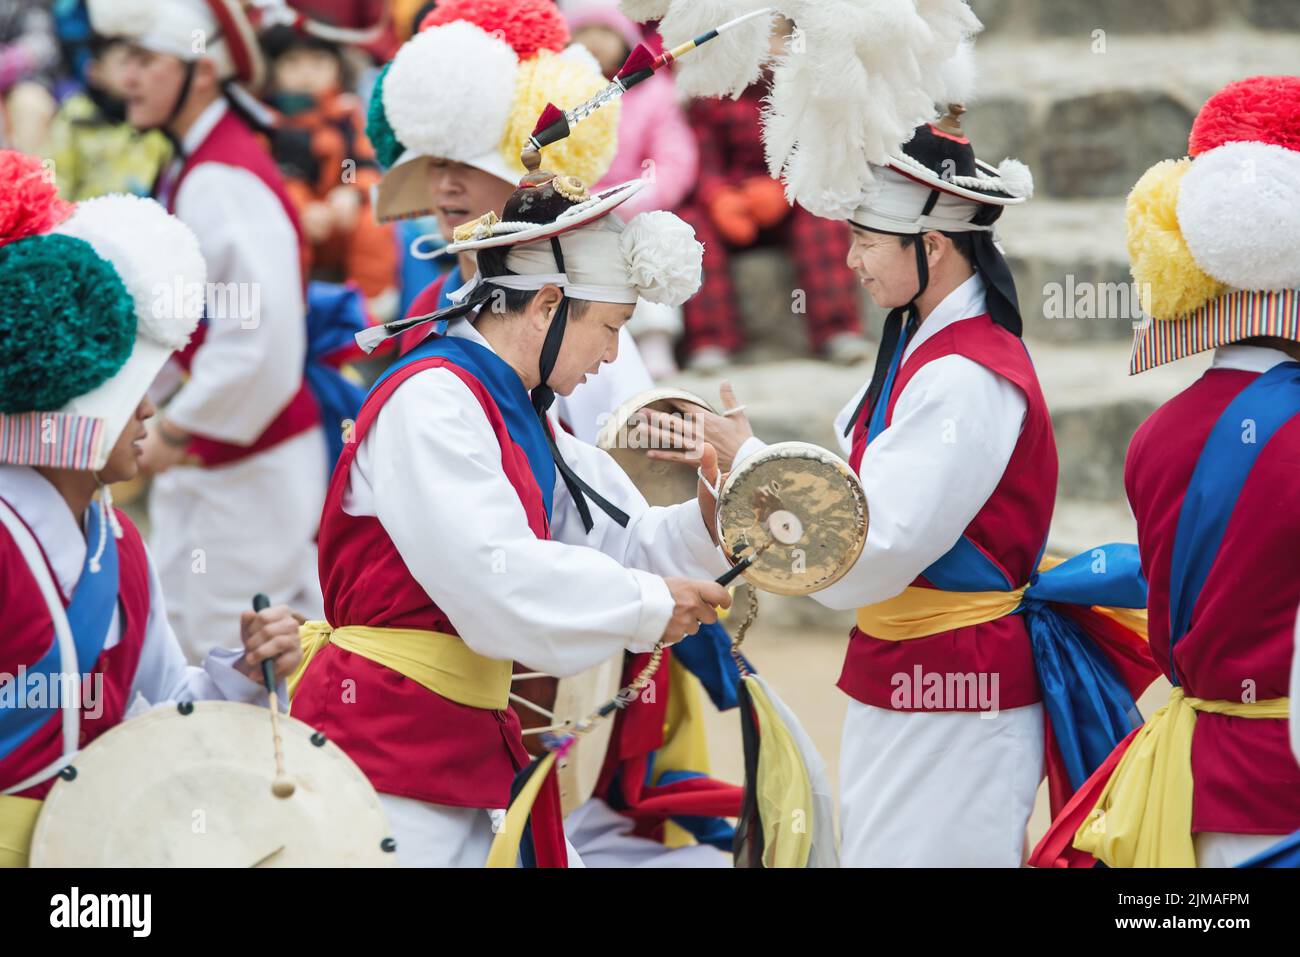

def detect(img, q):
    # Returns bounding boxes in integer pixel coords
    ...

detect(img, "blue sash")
[1166,361,1300,684]
[1240,829,1300,868]
[0,503,118,761]
[863,332,1146,790]
[370,333,556,521]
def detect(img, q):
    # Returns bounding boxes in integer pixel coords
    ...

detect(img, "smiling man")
[647,106,1065,866]
[290,169,733,867]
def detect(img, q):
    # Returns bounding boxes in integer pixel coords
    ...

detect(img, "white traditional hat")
[0,156,206,472]
[367,0,621,222]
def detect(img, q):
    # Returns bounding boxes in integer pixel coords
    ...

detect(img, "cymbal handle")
[716,557,753,588]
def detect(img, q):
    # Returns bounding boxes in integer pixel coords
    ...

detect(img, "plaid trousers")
[678,202,864,354]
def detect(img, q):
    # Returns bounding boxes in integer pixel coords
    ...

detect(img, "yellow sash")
[1073,688,1289,868]
[855,557,1148,642]
[0,795,42,868]
[290,621,513,711]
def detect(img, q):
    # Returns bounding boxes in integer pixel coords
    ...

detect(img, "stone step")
[971,0,1300,37]
[673,338,1208,501]
[965,30,1300,199]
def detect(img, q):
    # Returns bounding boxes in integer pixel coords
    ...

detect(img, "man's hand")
[696,442,724,545]
[644,380,754,473]
[236,604,306,684]
[660,577,732,646]
[137,420,191,476]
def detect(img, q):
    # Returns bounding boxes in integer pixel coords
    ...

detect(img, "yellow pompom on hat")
[1125,158,1226,324]
[1127,76,1300,374]
[369,0,621,223]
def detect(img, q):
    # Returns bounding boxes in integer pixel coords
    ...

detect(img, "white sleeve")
[355,370,674,677]
[811,355,1028,610]
[548,424,732,581]
[129,552,282,708]
[164,163,307,445]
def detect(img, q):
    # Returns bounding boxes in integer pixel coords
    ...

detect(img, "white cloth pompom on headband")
[621,211,704,307]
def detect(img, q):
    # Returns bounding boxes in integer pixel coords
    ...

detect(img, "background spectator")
[676,18,868,371]
[262,24,400,322]
[43,33,171,200]
[0,0,60,153]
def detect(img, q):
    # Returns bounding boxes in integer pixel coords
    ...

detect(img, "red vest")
[1125,367,1300,834]
[292,355,551,810]
[838,314,1058,712]
[168,108,320,467]
[0,506,150,799]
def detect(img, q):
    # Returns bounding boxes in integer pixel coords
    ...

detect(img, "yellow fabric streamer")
[654,658,713,849]
[743,675,813,869]
[1073,689,1289,868]
[289,621,513,711]
[0,795,42,868]
[483,751,558,869]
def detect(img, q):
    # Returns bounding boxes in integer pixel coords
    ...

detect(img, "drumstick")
[252,594,295,799]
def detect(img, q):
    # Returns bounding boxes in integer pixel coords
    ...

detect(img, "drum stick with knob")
[251,594,295,799]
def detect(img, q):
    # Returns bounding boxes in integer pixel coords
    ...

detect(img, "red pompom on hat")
[0,150,73,248]
[1189,75,1300,156]
[418,0,568,59]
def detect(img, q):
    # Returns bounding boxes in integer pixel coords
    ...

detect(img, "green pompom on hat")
[0,234,136,414]
[366,62,406,171]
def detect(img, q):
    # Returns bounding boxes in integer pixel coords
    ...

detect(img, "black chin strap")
[843,236,928,438]
[149,60,198,199]
[532,237,629,533]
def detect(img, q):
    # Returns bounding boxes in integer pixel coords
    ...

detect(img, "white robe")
[149,98,326,664]
[735,274,1045,867]
[0,464,279,788]
[343,319,731,866]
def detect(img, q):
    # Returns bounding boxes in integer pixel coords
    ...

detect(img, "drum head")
[597,388,717,507]
[30,701,396,867]
[552,655,623,816]
[716,441,868,596]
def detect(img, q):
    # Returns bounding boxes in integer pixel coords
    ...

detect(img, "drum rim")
[595,386,720,453]
[28,700,394,867]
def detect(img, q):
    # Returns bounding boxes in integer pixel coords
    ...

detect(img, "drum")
[511,657,624,817]
[596,387,719,507]
[29,701,396,867]
[716,441,868,597]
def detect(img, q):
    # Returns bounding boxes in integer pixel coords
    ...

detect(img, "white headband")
[452,216,642,305]
[850,167,994,235]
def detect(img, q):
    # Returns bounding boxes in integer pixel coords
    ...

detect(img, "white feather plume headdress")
[621,0,988,219]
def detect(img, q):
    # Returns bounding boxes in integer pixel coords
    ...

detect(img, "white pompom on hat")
[382,21,520,168]
[54,196,207,468]
[1176,141,1300,291]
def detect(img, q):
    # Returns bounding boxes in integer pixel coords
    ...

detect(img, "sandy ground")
[700,612,1173,854]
